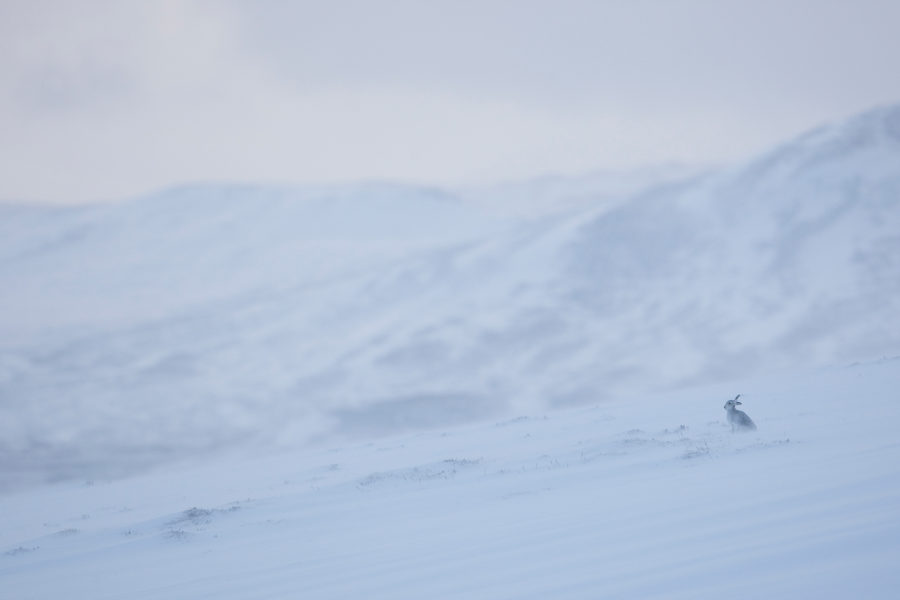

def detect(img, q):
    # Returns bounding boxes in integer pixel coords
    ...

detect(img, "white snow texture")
[1,104,899,598]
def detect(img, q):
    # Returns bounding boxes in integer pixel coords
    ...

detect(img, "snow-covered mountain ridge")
[1,104,899,489]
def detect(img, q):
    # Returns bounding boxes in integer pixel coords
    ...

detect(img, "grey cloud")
[227,0,900,110]
[13,60,135,113]
[2,0,900,203]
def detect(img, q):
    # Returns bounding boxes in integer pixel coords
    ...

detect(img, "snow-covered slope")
[265,103,900,413]
[1,105,900,490]
[0,182,502,339]
[0,181,517,489]
[2,360,898,599]
[556,105,900,393]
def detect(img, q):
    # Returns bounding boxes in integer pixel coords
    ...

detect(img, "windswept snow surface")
[1,360,899,599]
[2,105,900,490]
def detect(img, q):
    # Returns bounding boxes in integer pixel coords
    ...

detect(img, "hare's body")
[724,395,756,432]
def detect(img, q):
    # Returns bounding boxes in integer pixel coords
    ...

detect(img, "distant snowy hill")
[1,104,899,489]
[556,104,900,396]
[0,183,502,339]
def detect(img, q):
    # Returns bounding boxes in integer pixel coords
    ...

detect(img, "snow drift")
[2,359,898,599]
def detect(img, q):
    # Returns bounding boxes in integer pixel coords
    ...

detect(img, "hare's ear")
[734,394,742,401]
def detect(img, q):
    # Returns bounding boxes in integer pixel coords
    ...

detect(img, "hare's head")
[724,394,742,410]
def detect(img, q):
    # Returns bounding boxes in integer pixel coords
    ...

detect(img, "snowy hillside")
[2,360,898,599]
[2,104,900,491]
[0,182,503,339]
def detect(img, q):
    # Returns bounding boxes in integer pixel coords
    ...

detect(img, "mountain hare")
[724,394,757,432]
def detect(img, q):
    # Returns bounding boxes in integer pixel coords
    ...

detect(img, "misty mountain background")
[1,103,899,490]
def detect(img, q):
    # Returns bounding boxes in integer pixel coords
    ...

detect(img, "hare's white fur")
[724,394,756,432]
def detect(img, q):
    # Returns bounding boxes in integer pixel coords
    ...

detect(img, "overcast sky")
[3,0,900,204]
